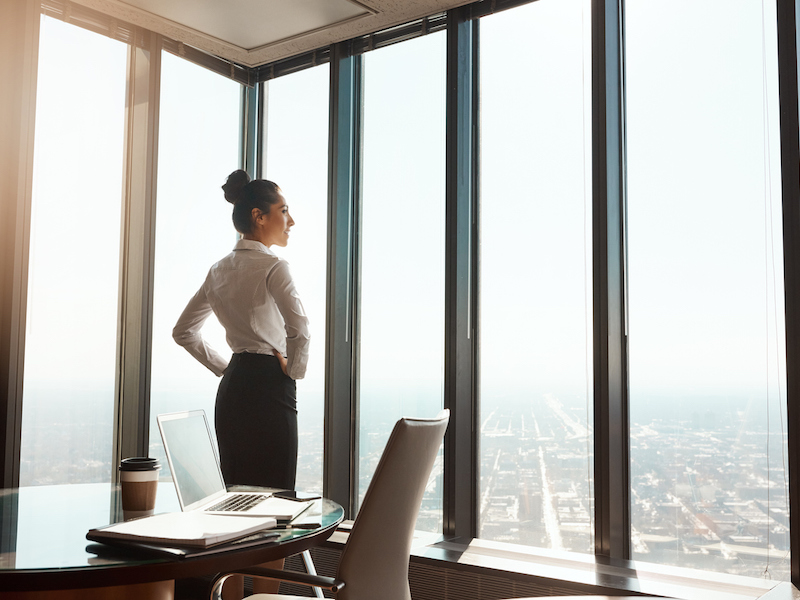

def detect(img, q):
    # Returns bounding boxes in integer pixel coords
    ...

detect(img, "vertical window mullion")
[114,31,161,472]
[241,83,260,178]
[0,0,40,489]
[444,6,479,540]
[592,0,630,559]
[324,42,361,518]
[776,0,800,586]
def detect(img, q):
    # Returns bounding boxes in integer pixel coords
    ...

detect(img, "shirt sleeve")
[267,260,310,380]
[172,283,229,377]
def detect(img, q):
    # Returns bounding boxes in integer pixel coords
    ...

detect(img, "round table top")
[0,482,343,592]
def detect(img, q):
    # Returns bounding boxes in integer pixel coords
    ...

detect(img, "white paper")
[93,512,277,547]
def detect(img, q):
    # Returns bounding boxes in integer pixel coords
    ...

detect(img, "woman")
[172,169,310,491]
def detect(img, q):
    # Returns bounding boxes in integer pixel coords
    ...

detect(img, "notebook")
[157,409,312,521]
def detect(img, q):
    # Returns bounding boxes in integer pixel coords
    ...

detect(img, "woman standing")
[172,169,310,491]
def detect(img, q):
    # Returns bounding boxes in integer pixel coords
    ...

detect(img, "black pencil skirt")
[214,352,297,490]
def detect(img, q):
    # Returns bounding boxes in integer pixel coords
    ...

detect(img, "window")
[626,0,788,579]
[10,0,800,588]
[261,64,330,494]
[358,32,447,531]
[20,16,127,486]
[478,0,594,551]
[148,52,242,473]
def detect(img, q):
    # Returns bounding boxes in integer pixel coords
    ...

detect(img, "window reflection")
[478,0,594,551]
[626,0,788,579]
[261,64,330,495]
[149,52,241,477]
[358,32,447,531]
[20,16,127,486]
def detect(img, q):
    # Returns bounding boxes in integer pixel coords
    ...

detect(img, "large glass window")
[626,0,788,579]
[358,33,447,531]
[261,64,330,495]
[478,0,594,551]
[14,1,798,586]
[20,16,128,486]
[148,52,241,474]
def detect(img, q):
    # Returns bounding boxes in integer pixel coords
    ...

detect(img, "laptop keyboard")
[206,493,268,512]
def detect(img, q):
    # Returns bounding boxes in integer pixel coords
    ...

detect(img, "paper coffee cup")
[120,457,161,521]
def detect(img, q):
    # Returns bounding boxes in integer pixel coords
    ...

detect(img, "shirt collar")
[233,238,275,255]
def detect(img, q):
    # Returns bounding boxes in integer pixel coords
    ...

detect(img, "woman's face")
[253,192,295,247]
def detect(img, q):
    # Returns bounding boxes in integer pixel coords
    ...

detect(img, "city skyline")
[18,384,790,582]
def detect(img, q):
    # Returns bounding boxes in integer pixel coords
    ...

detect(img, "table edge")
[0,513,343,592]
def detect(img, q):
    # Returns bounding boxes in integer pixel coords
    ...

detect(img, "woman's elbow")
[172,326,194,346]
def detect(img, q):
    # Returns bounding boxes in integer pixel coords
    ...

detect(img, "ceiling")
[71,0,474,67]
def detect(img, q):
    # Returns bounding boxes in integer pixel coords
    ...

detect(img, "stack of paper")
[87,512,277,548]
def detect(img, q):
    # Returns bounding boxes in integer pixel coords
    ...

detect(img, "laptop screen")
[157,410,226,510]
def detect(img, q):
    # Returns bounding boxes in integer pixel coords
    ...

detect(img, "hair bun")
[222,170,251,204]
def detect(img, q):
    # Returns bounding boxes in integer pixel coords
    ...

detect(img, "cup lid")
[119,457,161,471]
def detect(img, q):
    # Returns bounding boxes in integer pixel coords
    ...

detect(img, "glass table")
[0,482,343,598]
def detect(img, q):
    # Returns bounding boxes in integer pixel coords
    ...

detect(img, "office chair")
[210,410,450,600]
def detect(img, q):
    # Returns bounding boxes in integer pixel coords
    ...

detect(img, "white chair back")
[336,410,449,600]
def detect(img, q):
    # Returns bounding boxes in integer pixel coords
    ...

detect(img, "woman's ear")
[251,207,262,224]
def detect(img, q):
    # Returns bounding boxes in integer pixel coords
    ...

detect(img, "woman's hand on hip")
[274,351,289,376]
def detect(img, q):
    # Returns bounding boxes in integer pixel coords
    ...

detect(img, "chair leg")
[301,550,325,599]
[210,573,241,600]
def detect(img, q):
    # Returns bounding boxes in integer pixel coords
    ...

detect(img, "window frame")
[591,0,630,559]
[775,0,800,584]
[4,0,800,588]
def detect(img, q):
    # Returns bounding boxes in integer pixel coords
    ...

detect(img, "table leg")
[251,558,284,594]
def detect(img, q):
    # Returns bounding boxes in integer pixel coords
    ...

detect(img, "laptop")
[157,409,311,521]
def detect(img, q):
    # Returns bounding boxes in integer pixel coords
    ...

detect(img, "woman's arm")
[267,261,310,380]
[172,284,229,376]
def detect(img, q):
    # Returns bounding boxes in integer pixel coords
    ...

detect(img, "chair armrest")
[239,566,345,590]
[210,568,345,599]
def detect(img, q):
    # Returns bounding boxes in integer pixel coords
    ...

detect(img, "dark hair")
[222,170,283,235]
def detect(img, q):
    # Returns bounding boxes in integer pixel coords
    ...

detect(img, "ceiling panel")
[118,0,371,50]
[70,0,475,66]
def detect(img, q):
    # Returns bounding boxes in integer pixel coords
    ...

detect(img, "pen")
[275,523,321,529]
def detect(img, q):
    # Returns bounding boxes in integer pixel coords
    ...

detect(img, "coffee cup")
[119,457,161,521]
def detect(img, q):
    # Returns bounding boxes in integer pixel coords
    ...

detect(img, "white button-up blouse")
[172,239,310,380]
